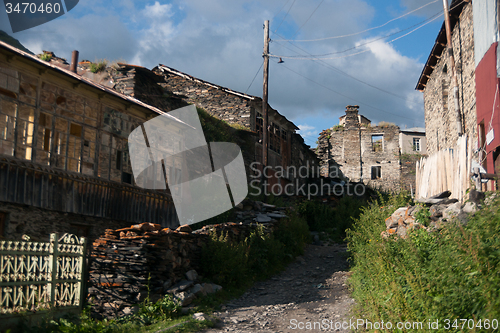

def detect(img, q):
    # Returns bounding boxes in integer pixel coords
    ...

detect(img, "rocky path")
[200,243,355,333]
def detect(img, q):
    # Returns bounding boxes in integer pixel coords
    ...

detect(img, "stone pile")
[381,190,481,239]
[89,199,290,319]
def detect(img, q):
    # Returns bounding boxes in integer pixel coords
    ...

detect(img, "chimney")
[69,50,79,73]
[344,105,360,128]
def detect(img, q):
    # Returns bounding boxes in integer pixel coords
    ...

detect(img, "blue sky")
[0,0,447,146]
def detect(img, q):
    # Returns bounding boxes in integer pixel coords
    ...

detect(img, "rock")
[429,204,446,218]
[121,306,139,316]
[202,283,222,294]
[385,207,407,228]
[190,283,205,296]
[262,203,276,208]
[397,225,407,239]
[185,269,198,281]
[469,189,485,204]
[166,280,194,294]
[456,212,469,225]
[175,291,196,306]
[429,190,452,199]
[462,202,477,214]
[193,312,214,323]
[440,198,459,205]
[235,203,244,210]
[176,225,192,233]
[163,279,172,290]
[442,202,462,220]
[267,213,287,218]
[255,214,272,222]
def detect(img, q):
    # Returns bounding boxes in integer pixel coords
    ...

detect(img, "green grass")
[346,191,500,332]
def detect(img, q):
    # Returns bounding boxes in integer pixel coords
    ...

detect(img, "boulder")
[185,270,198,281]
[175,291,196,306]
[442,202,462,220]
[469,189,485,204]
[462,202,478,214]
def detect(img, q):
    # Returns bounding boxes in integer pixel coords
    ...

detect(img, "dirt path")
[200,243,355,333]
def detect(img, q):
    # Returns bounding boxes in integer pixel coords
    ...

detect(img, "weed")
[39,53,52,61]
[89,60,107,73]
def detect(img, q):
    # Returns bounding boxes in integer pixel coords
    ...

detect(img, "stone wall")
[154,65,254,129]
[400,154,423,194]
[421,1,477,156]
[0,201,132,242]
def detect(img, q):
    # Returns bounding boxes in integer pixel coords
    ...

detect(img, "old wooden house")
[0,41,188,241]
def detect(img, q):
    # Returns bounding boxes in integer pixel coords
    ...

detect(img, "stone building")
[416,0,477,156]
[317,106,402,192]
[151,64,319,190]
[0,41,189,241]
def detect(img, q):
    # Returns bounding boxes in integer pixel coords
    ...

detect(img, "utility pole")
[442,0,463,136]
[262,20,270,191]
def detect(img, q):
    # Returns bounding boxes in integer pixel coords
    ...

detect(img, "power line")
[274,59,422,122]
[291,0,325,39]
[278,0,439,42]
[273,0,296,33]
[271,0,291,23]
[271,32,412,101]
[272,11,442,59]
[245,60,264,94]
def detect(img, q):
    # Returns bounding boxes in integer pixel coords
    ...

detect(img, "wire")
[274,59,422,122]
[278,0,439,42]
[270,0,291,24]
[272,33,411,101]
[245,60,264,94]
[273,0,296,33]
[291,0,325,39]
[272,12,442,59]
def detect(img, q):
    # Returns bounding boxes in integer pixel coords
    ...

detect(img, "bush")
[89,61,107,73]
[200,212,310,289]
[346,192,500,330]
[297,196,366,242]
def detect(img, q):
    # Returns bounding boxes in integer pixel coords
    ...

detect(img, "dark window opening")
[371,166,381,180]
[116,150,122,170]
[122,172,132,184]
[0,211,6,237]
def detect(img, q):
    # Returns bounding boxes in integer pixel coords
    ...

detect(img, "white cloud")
[297,124,318,139]
[2,0,438,133]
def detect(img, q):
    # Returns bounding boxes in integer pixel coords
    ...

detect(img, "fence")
[415,135,472,202]
[0,156,179,228]
[0,233,86,320]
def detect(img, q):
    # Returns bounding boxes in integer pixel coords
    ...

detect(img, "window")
[256,112,263,139]
[413,138,421,152]
[36,112,52,165]
[372,135,383,152]
[371,166,381,180]
[0,99,17,156]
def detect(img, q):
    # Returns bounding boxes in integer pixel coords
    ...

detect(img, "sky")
[0,0,448,147]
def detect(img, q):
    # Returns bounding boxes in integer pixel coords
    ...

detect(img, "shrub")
[200,212,310,289]
[346,191,500,329]
[297,196,366,242]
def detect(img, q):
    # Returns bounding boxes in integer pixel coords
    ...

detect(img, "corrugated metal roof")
[0,41,189,128]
